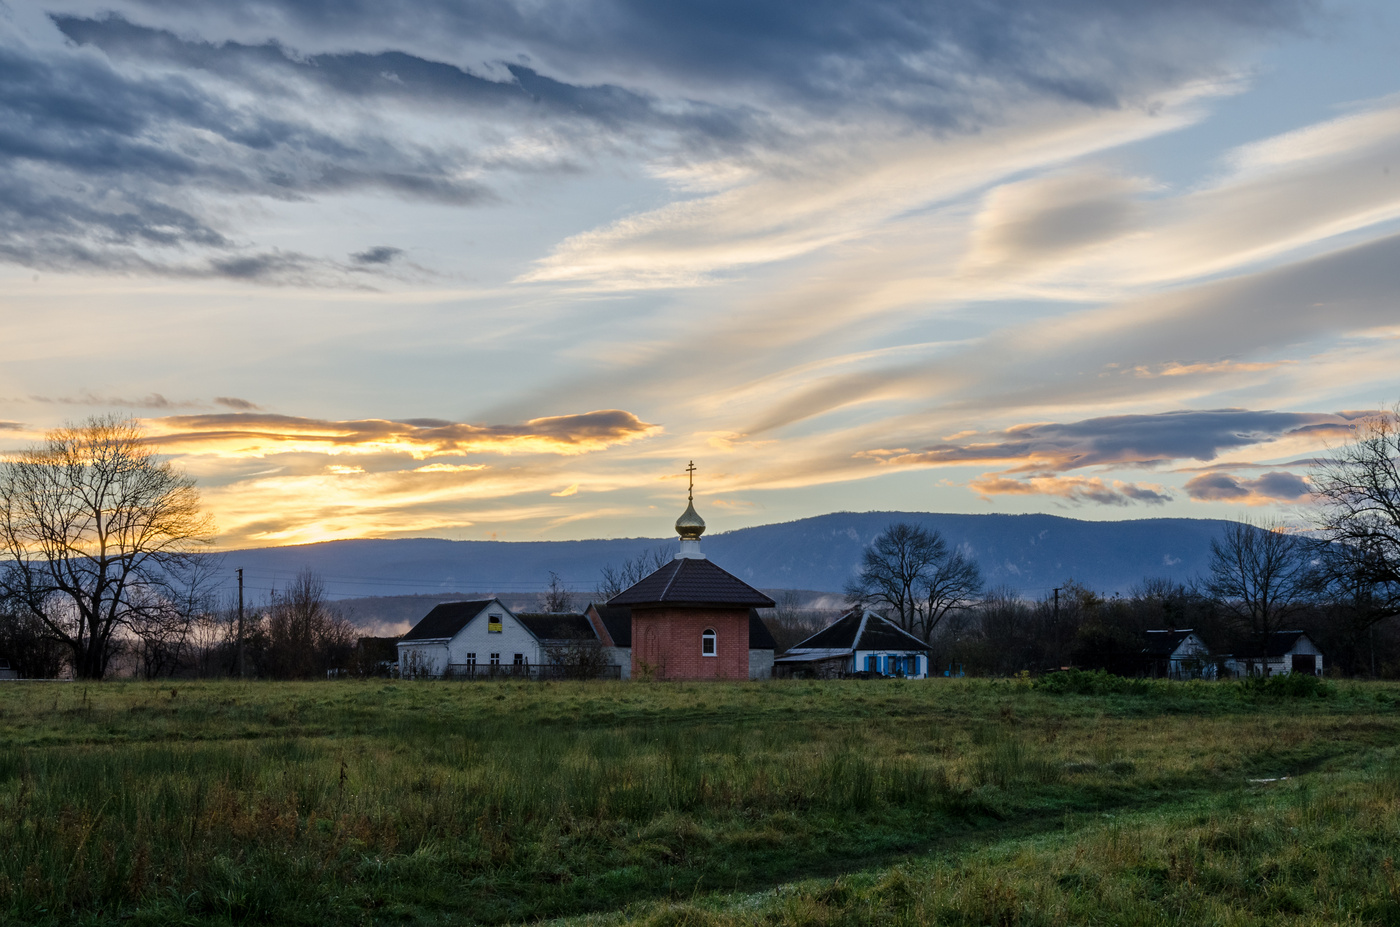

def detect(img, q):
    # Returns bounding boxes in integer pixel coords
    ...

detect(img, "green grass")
[0,678,1396,925]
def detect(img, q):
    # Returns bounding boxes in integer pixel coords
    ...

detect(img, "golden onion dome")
[675,499,706,539]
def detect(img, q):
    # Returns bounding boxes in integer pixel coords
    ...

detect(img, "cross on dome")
[674,460,706,554]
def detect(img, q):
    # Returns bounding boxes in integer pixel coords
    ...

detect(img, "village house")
[397,598,539,677]
[774,609,933,679]
[1141,629,1216,679]
[397,599,625,678]
[1226,630,1325,678]
[584,602,777,680]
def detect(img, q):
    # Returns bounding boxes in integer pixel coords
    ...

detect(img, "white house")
[1141,629,1216,679]
[774,609,932,679]
[398,598,543,677]
[1226,631,1325,678]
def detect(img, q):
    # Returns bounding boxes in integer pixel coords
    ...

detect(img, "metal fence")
[412,663,623,682]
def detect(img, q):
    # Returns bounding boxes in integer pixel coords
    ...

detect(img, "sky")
[2,0,1399,549]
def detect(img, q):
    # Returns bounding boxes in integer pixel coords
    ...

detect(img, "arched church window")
[701,628,717,656]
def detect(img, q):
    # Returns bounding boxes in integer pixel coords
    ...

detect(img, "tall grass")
[0,678,1396,924]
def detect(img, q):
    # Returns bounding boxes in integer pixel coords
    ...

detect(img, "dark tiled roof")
[588,603,633,647]
[748,609,778,651]
[517,612,597,642]
[607,557,775,609]
[787,610,930,653]
[1235,631,1314,659]
[1142,629,1196,657]
[400,600,495,642]
[857,613,933,651]
[791,610,863,650]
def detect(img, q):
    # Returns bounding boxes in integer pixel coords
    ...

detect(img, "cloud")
[550,483,580,497]
[52,1,1309,119]
[213,396,260,410]
[144,409,660,458]
[350,246,403,265]
[0,0,1313,281]
[969,474,1173,506]
[0,421,24,431]
[963,171,1149,271]
[1183,470,1311,504]
[29,391,204,409]
[859,409,1362,473]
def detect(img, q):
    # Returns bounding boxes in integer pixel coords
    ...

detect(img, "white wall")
[748,649,774,680]
[398,641,449,677]
[854,650,928,679]
[446,605,543,669]
[603,645,631,679]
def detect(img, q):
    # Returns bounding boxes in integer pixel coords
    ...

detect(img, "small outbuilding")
[1226,630,1324,678]
[584,602,777,680]
[606,472,775,681]
[1141,629,1216,680]
[774,609,932,679]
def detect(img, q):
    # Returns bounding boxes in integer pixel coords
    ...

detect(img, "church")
[606,465,774,680]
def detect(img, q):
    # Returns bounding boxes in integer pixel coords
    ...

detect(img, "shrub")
[1034,669,1144,695]
[1236,672,1333,699]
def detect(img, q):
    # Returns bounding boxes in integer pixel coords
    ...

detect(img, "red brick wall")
[631,607,749,680]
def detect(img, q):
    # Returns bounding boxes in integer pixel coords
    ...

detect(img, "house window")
[466,653,477,667]
[489,653,500,666]
[513,653,526,666]
[487,615,503,633]
[864,655,875,673]
[701,628,717,656]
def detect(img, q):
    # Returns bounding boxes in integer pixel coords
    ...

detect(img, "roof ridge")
[658,558,683,600]
[854,610,871,648]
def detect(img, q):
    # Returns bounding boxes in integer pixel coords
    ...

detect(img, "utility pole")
[237,568,245,679]
[1053,587,1061,624]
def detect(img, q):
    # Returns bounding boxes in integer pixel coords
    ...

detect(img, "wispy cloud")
[146,410,661,459]
[969,474,1173,506]
[857,409,1363,474]
[1183,470,1311,504]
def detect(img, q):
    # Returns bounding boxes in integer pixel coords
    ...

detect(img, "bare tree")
[1204,520,1312,640]
[0,416,215,679]
[846,523,943,635]
[847,523,984,641]
[540,571,574,613]
[596,546,675,601]
[261,569,355,678]
[1310,409,1400,611]
[917,548,984,640]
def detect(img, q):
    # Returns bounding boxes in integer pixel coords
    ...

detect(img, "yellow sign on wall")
[488,620,503,633]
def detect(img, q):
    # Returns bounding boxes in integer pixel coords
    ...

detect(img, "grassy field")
[0,675,1397,925]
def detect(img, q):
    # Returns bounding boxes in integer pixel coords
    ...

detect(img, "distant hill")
[213,512,1235,610]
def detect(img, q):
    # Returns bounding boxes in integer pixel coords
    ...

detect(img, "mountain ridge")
[210,511,1237,602]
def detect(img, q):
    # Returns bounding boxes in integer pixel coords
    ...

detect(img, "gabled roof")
[607,557,775,609]
[517,612,597,642]
[400,599,498,642]
[1235,630,1317,658]
[784,609,930,654]
[1142,629,1200,657]
[587,603,633,647]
